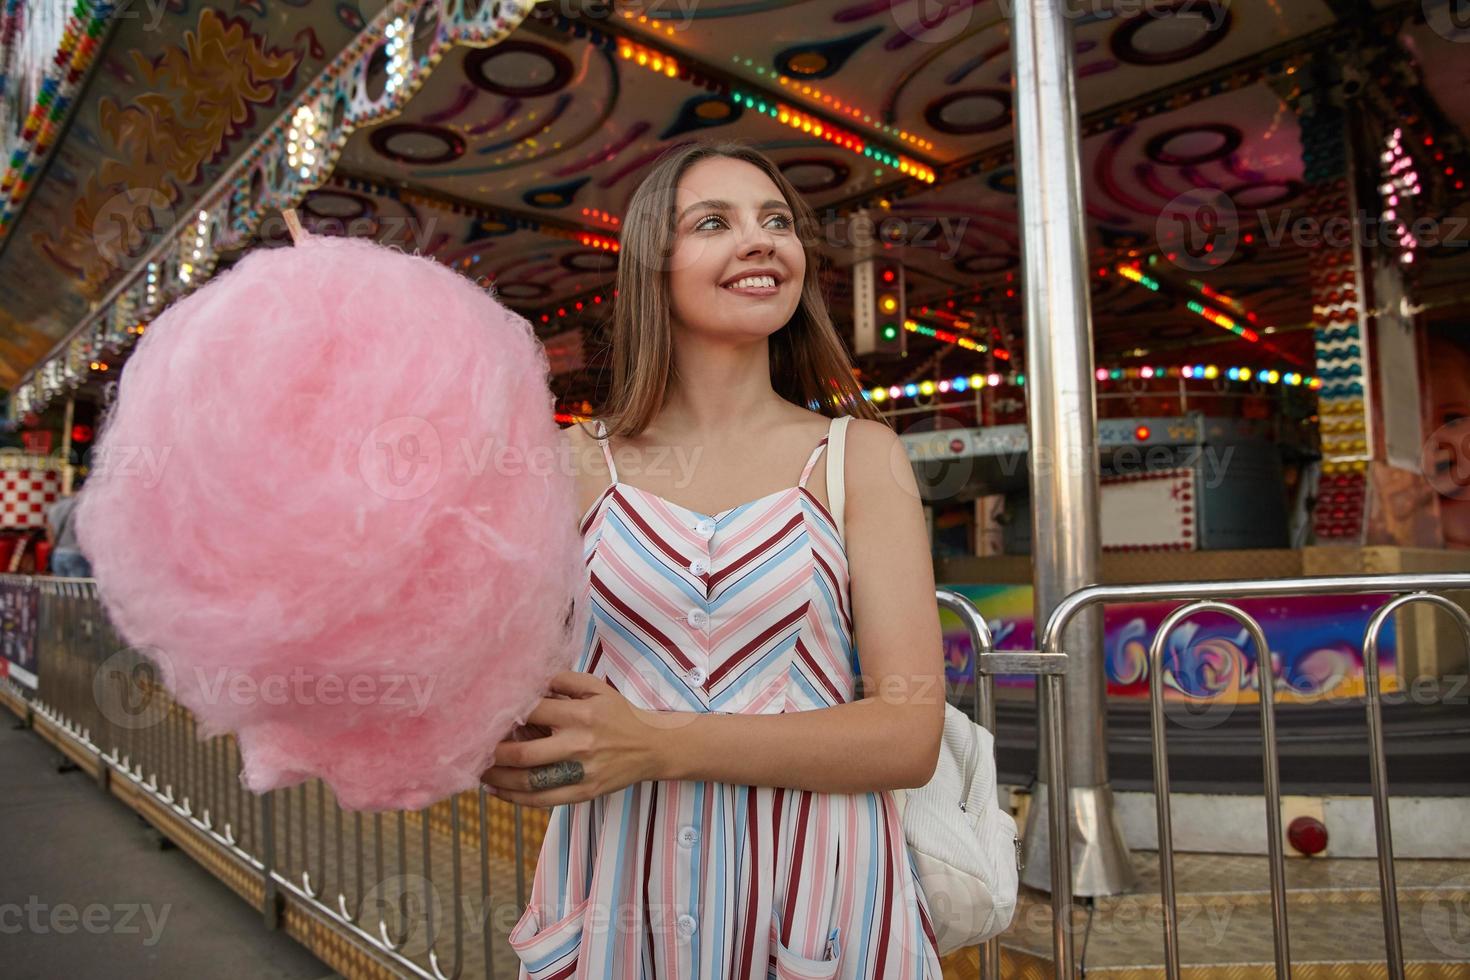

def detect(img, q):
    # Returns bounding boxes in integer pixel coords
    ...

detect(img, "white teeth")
[725,275,776,289]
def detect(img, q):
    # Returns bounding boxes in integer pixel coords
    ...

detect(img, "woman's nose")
[736,221,776,256]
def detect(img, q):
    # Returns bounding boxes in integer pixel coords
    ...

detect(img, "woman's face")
[665,156,806,341]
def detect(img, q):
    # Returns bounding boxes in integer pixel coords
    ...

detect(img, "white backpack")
[826,417,1021,957]
[893,705,1020,955]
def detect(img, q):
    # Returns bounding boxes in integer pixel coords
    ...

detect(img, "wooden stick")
[282,208,305,245]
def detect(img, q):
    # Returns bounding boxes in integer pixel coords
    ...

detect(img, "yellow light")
[919,380,935,396]
[970,374,984,388]
[871,388,886,402]
[636,53,648,66]
[1204,365,1219,380]
[778,111,789,123]
[879,295,898,314]
[665,63,677,77]
[619,46,632,59]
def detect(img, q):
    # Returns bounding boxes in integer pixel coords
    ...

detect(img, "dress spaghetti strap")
[594,420,618,483]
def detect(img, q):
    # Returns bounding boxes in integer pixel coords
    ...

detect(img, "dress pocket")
[509,896,588,979]
[770,922,842,980]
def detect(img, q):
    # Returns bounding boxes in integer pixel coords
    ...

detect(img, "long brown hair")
[588,141,885,439]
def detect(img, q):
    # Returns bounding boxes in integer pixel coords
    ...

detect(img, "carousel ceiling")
[3,0,1467,406]
[0,0,369,384]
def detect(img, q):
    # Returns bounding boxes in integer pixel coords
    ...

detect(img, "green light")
[881,324,898,341]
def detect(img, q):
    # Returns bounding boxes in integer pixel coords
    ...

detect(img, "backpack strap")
[825,416,851,543]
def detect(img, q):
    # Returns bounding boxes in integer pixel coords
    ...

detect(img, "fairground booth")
[2,0,1469,976]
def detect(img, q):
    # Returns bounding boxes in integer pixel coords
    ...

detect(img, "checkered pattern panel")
[0,469,61,530]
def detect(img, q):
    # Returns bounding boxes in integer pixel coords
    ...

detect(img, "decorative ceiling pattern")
[6,0,1468,418]
[0,0,367,384]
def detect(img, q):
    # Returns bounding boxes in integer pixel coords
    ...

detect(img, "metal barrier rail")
[5,575,1078,977]
[937,589,1073,978]
[1040,573,1470,980]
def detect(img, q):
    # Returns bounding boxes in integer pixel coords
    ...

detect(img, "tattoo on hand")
[528,761,585,790]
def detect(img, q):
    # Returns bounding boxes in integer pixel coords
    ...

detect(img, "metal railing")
[11,573,1465,978]
[937,589,1073,978]
[1039,573,1470,980]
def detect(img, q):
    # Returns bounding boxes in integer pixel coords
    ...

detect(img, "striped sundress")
[509,416,943,979]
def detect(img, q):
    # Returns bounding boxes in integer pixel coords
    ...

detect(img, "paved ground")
[0,717,337,980]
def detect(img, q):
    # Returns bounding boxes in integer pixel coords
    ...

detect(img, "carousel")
[2,0,1470,974]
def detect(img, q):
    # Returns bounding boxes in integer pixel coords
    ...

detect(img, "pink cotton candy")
[75,230,581,811]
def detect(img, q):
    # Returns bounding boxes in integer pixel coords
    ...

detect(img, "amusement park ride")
[2,0,1469,975]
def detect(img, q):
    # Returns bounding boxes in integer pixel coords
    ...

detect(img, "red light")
[881,268,896,283]
[71,425,94,444]
[1135,425,1151,441]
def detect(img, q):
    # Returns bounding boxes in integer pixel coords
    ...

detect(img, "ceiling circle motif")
[1144,124,1242,166]
[925,88,1012,135]
[369,123,467,165]
[494,281,551,300]
[779,157,850,194]
[302,190,372,221]
[560,250,620,273]
[956,252,1019,275]
[464,40,574,97]
[1110,1,1234,66]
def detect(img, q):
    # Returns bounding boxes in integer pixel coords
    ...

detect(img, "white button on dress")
[689,559,706,575]
[687,666,707,686]
[678,825,699,847]
[676,914,696,937]
[694,519,716,539]
[687,608,708,628]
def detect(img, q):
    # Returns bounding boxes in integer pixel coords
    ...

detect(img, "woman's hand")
[479,671,668,808]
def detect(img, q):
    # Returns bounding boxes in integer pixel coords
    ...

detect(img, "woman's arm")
[481,420,947,804]
[648,419,946,793]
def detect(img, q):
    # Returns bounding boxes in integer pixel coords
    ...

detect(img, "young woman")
[480,141,947,979]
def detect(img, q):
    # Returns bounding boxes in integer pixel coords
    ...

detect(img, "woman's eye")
[767,214,793,229]
[694,215,725,231]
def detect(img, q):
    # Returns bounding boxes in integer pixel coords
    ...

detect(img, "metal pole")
[1010,0,1136,899]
